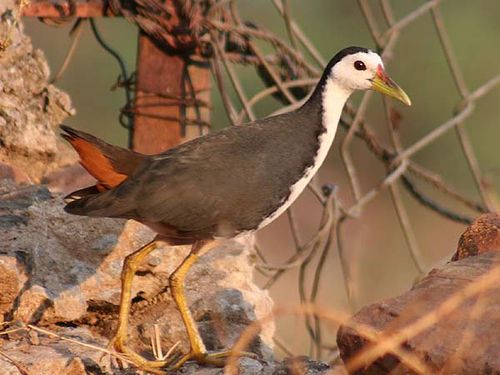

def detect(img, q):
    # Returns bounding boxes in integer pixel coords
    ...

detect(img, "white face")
[329,51,383,91]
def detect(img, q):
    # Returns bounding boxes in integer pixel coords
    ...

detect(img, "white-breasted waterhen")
[61,46,410,373]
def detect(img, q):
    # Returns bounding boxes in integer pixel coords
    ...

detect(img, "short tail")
[60,125,146,216]
[60,125,146,191]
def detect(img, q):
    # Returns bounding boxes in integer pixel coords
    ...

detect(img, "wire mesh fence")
[13,0,500,369]
[201,0,500,362]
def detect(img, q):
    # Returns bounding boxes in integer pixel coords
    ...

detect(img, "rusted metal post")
[22,0,111,17]
[22,0,210,154]
[132,33,210,154]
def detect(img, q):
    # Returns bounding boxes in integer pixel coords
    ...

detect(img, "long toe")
[169,349,258,371]
[105,337,173,374]
[117,348,171,375]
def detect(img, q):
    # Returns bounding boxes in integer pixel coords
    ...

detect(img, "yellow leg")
[109,239,173,374]
[169,241,210,357]
[168,241,256,370]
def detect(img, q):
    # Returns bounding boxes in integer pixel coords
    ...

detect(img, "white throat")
[318,78,352,165]
[258,78,352,229]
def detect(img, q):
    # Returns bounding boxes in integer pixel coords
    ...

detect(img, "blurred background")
[24,0,500,361]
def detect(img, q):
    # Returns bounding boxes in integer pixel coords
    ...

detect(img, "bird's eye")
[354,61,366,71]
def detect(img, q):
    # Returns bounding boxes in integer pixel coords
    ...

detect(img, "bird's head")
[325,46,411,106]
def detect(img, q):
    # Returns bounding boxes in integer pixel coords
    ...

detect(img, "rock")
[0,255,25,322]
[193,289,273,358]
[42,162,97,194]
[178,356,332,375]
[0,0,76,183]
[337,249,500,374]
[274,357,331,374]
[324,366,349,375]
[452,213,500,260]
[0,180,275,373]
[0,326,115,375]
[0,181,51,209]
[238,357,265,374]
[15,285,51,323]
[0,324,332,375]
[0,161,32,184]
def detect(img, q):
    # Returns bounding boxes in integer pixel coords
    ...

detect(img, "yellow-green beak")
[371,65,411,106]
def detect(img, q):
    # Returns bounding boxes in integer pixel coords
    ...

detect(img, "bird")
[60,46,410,373]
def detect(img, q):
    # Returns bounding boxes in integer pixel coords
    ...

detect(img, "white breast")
[257,80,351,229]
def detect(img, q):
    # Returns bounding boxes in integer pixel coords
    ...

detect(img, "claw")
[100,334,174,374]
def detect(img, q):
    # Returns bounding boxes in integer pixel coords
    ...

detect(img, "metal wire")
[89,18,134,147]
[203,0,498,360]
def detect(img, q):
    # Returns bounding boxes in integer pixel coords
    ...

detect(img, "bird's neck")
[302,77,352,132]
[299,78,352,168]
[319,79,352,133]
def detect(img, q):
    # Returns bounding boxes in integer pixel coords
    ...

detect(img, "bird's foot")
[103,335,178,375]
[169,349,258,370]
